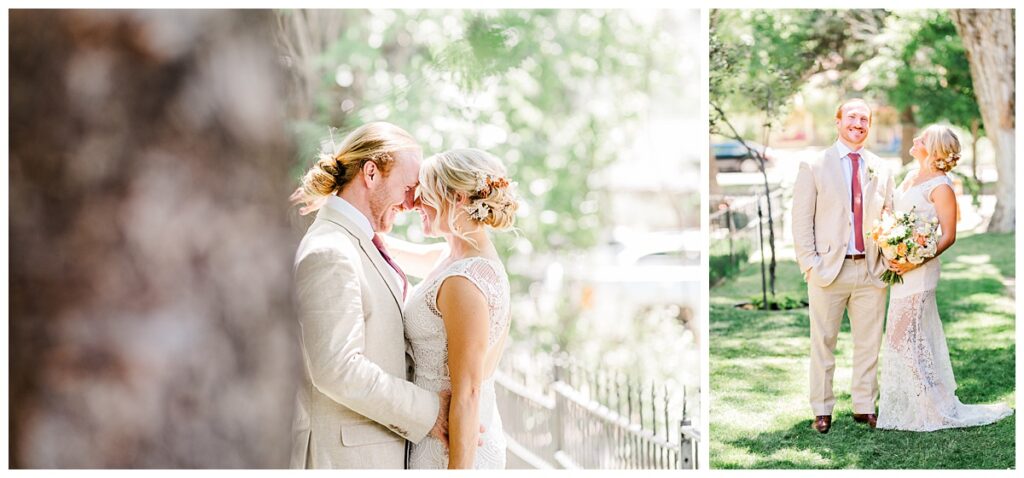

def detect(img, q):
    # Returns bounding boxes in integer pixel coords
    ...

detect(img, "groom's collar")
[323,195,374,240]
[835,140,867,160]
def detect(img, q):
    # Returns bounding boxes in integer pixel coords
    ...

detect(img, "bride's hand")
[887,259,916,275]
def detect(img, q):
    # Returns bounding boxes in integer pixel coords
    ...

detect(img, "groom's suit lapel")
[317,207,404,310]
[862,151,880,201]
[824,146,850,215]
[860,151,884,270]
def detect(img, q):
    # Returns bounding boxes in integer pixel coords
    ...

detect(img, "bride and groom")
[792,99,1013,434]
[288,122,517,468]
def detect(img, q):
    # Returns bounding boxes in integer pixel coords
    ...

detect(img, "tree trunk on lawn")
[709,144,721,196]
[971,118,980,183]
[952,9,1015,232]
[9,10,300,467]
[900,105,916,165]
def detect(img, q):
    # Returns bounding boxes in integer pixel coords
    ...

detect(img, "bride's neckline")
[418,255,503,289]
[900,171,948,194]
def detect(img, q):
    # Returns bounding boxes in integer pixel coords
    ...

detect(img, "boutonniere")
[867,166,878,181]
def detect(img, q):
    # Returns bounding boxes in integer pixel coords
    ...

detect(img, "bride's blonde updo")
[922,124,962,173]
[292,122,420,214]
[418,148,519,239]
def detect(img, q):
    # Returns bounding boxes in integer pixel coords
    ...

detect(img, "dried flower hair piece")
[473,173,511,198]
[466,200,492,221]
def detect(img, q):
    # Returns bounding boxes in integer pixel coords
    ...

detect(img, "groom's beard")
[368,186,397,233]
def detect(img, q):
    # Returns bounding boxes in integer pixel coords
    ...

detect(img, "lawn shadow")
[711,233,1016,470]
[943,232,1015,279]
[720,414,1016,469]
[947,345,1017,403]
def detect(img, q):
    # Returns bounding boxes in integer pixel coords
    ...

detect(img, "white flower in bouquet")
[880,213,896,229]
[908,250,927,265]
[881,244,898,260]
[890,225,908,241]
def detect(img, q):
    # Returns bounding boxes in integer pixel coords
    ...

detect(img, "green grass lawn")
[710,232,1016,469]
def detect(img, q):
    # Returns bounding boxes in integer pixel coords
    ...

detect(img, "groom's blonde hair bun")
[292,122,420,214]
[419,148,519,234]
[922,124,961,173]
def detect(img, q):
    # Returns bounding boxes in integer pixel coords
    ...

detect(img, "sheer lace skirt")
[877,289,1013,431]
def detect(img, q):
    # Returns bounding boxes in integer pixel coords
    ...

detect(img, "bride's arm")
[929,184,958,258]
[436,276,488,469]
[381,234,449,279]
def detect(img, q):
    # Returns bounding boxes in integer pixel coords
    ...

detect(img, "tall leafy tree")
[710,9,885,307]
[951,9,1015,232]
[867,11,981,168]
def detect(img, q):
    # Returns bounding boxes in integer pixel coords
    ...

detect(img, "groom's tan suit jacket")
[290,202,438,469]
[791,145,893,288]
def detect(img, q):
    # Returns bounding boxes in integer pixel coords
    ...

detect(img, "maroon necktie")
[371,234,408,300]
[850,152,864,253]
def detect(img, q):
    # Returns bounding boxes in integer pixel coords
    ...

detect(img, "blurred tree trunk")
[900,106,916,165]
[952,9,1015,232]
[10,10,300,467]
[274,10,349,123]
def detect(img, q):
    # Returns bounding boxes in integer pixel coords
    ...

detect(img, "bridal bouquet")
[865,207,939,285]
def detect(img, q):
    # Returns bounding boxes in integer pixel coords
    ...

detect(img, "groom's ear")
[361,161,380,187]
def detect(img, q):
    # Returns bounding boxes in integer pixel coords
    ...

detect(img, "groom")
[289,123,447,468]
[791,99,894,433]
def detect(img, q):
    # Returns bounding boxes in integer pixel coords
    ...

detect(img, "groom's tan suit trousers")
[791,145,894,416]
[290,206,439,468]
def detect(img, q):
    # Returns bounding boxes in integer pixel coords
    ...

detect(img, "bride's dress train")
[877,174,1013,431]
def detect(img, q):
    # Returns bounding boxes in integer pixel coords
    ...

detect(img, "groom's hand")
[429,390,452,448]
[429,390,487,449]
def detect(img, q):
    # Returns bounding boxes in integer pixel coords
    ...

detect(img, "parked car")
[713,139,774,173]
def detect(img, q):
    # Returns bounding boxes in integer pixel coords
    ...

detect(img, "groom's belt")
[845,254,865,260]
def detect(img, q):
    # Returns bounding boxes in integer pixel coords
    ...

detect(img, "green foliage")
[951,170,983,207]
[710,9,887,132]
[280,10,690,255]
[867,10,981,133]
[710,239,750,286]
[748,292,807,310]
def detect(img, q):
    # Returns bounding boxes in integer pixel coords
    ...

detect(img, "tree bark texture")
[952,9,1015,232]
[900,105,916,165]
[10,10,301,467]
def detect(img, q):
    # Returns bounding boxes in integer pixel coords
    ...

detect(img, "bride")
[383,148,517,468]
[877,124,1014,431]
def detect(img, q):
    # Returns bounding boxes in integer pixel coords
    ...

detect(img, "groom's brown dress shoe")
[853,413,877,429]
[813,415,832,434]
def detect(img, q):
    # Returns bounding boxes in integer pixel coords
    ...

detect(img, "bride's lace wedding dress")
[405,256,510,468]
[877,174,1013,431]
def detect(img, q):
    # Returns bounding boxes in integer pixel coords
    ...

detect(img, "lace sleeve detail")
[426,257,511,347]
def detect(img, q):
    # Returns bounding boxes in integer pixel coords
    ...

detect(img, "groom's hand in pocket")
[429,389,486,448]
